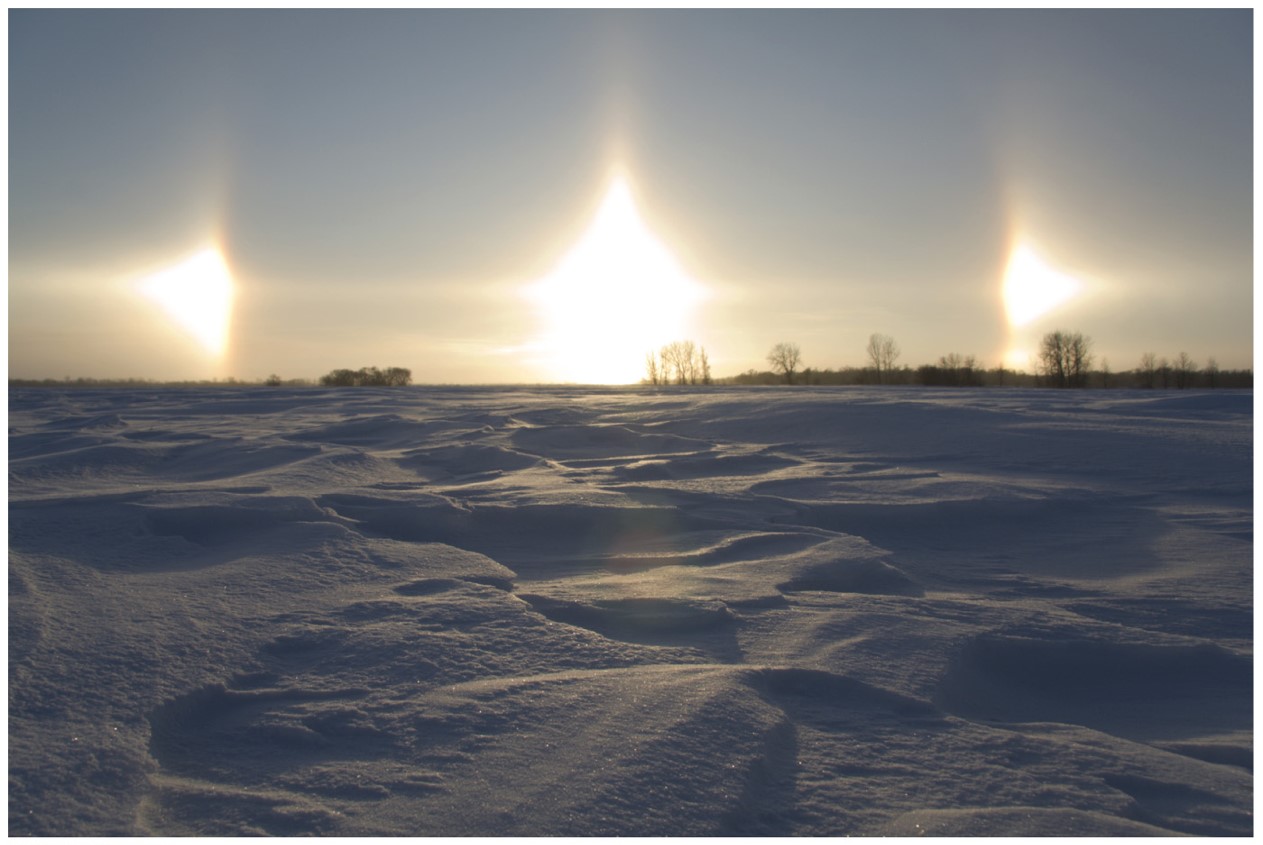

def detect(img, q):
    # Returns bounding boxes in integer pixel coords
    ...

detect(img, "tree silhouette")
[645,351,661,386]
[1204,357,1219,388]
[1038,330,1091,388]
[767,342,802,384]
[866,334,900,384]
[1137,352,1157,388]
[320,366,411,387]
[661,341,694,384]
[646,341,711,386]
[1173,352,1195,389]
[918,353,981,386]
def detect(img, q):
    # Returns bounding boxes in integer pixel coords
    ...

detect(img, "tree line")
[648,331,1251,390]
[10,368,416,388]
[8,376,278,388]
[318,366,412,387]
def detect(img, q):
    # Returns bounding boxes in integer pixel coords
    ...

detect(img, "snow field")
[8,386,1253,835]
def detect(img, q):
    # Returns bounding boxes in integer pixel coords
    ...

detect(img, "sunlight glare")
[1001,347,1033,371]
[526,175,707,384]
[138,248,235,357]
[1002,243,1082,328]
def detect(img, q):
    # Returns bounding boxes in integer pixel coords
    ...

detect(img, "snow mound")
[284,413,460,446]
[394,574,515,595]
[396,443,543,478]
[936,633,1252,740]
[520,595,736,636]
[10,430,117,459]
[40,411,128,430]
[778,556,923,596]
[141,496,332,546]
[511,423,704,459]
[602,530,825,574]
[614,449,800,480]
[10,437,321,487]
[747,667,941,718]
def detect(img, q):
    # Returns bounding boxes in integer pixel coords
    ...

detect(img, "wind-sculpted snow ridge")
[8,385,1253,836]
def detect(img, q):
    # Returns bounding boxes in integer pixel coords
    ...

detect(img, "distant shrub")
[917,354,982,387]
[319,366,411,387]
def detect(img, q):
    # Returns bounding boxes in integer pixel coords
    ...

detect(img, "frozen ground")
[8,385,1253,836]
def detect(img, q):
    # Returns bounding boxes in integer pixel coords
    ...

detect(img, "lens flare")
[525,173,707,384]
[138,248,235,357]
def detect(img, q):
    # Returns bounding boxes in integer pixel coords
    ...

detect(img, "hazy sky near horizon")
[9,9,1254,382]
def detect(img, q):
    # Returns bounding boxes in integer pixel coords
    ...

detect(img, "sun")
[137,248,236,358]
[1002,242,1081,328]
[525,174,707,384]
[999,240,1089,371]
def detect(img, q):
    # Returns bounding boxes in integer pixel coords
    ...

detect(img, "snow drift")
[8,386,1252,835]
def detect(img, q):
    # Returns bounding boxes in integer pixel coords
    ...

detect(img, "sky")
[8,8,1254,383]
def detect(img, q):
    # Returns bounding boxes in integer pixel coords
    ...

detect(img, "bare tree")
[919,353,981,387]
[659,342,683,385]
[956,353,980,386]
[1137,352,1157,389]
[644,351,661,386]
[767,342,802,385]
[680,340,698,384]
[653,341,710,386]
[1068,338,1090,388]
[1173,351,1195,389]
[866,334,900,384]
[1204,357,1219,389]
[661,340,699,384]
[1038,330,1092,388]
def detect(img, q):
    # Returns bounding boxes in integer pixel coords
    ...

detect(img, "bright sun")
[526,174,707,384]
[1000,241,1086,370]
[1002,242,1081,328]
[137,248,236,358]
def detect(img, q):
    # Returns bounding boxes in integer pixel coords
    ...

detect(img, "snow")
[8,385,1253,835]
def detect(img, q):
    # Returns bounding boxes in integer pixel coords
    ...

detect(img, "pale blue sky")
[9,9,1253,382]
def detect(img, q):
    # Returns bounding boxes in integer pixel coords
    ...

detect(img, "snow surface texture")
[8,386,1253,836]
